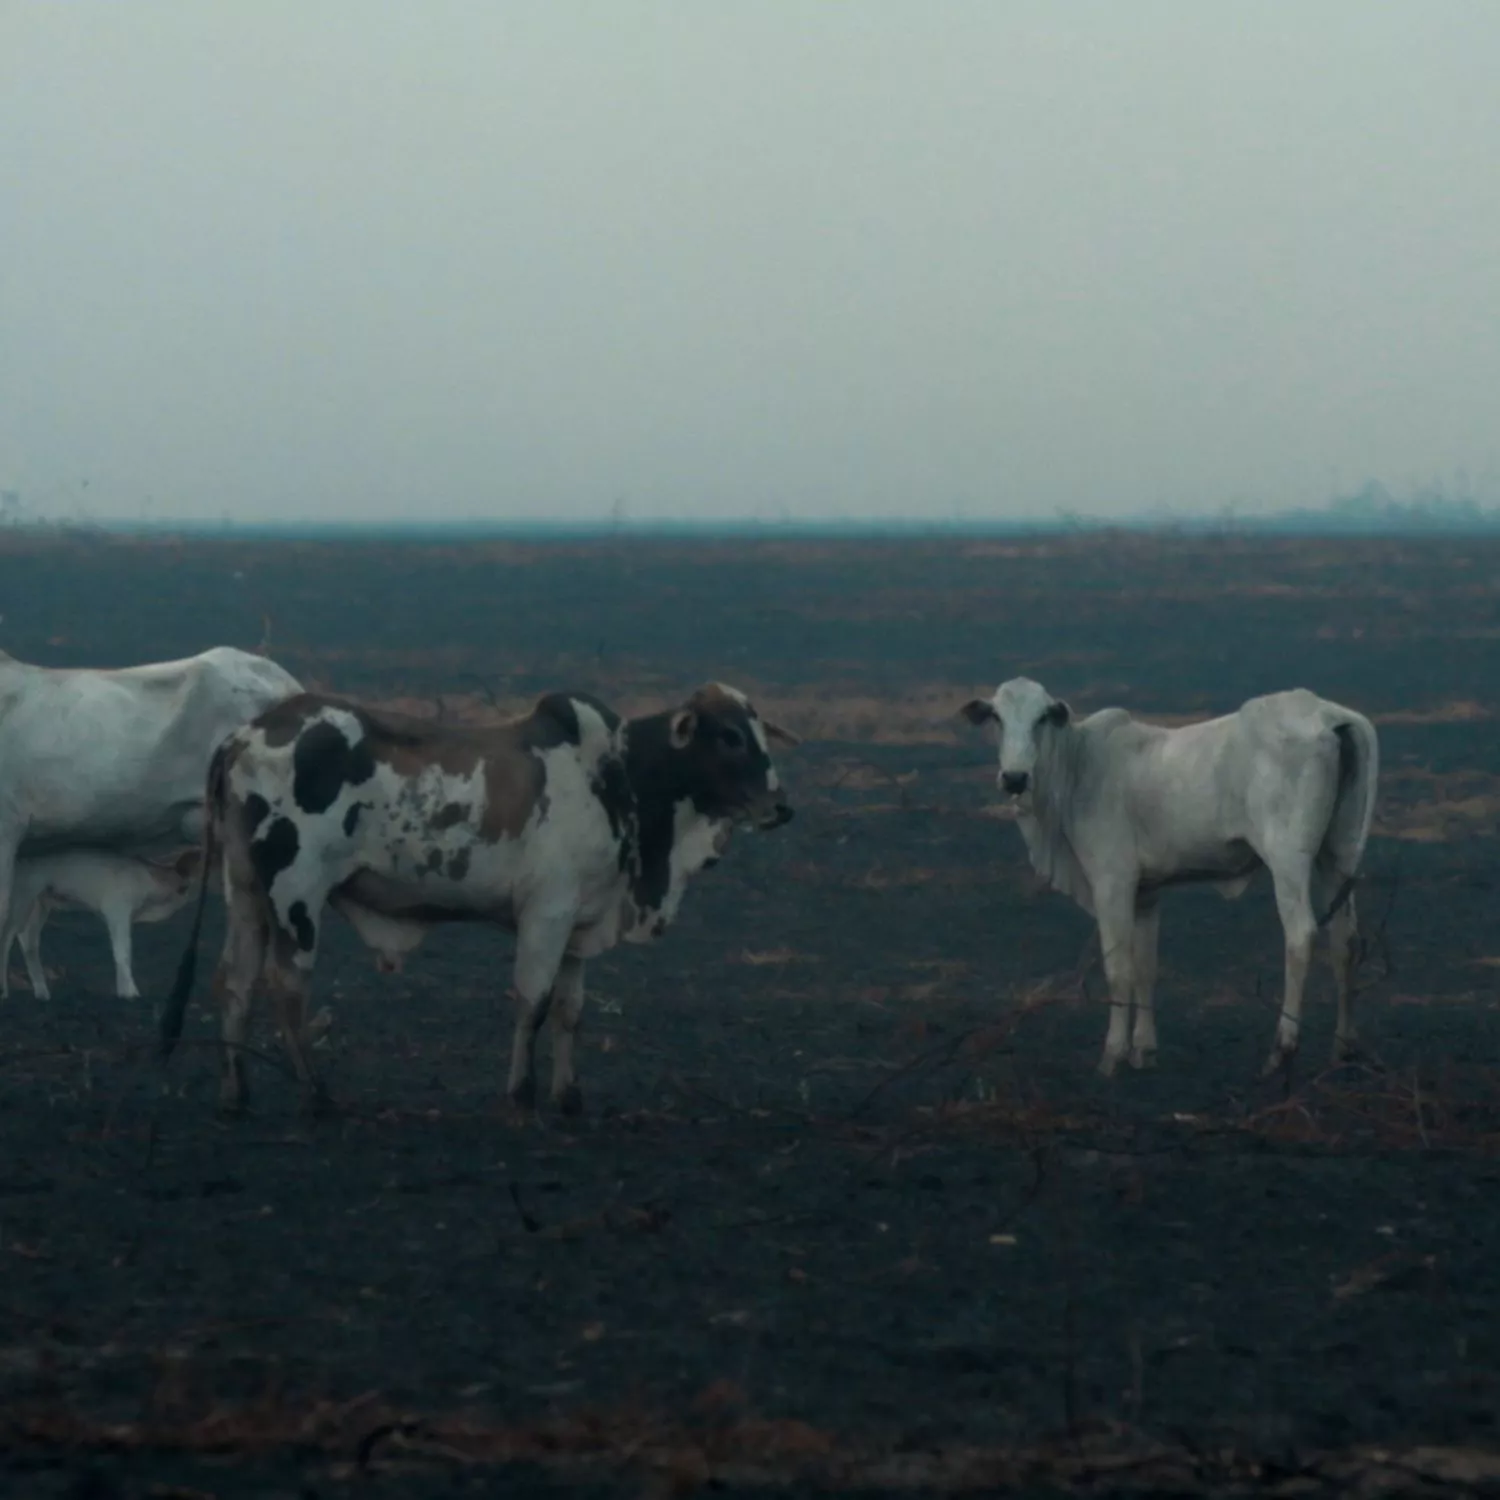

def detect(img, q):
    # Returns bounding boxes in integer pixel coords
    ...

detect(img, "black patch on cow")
[242,793,271,835]
[447,847,471,880]
[424,848,444,874]
[342,801,364,836]
[293,719,376,815]
[250,816,300,891]
[287,899,316,951]
[528,693,583,748]
[433,801,469,830]
[527,690,621,752]
[590,753,634,847]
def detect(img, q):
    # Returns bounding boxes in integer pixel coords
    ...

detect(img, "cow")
[960,678,1379,1078]
[1,846,205,1001]
[159,682,797,1116]
[0,646,303,945]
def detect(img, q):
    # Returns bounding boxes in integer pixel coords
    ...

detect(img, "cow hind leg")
[215,894,269,1115]
[267,934,330,1117]
[547,955,587,1116]
[1129,903,1161,1070]
[1264,861,1318,1076]
[1322,876,1360,1064]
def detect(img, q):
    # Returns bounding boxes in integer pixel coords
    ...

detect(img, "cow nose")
[1001,770,1030,796]
[765,802,794,829]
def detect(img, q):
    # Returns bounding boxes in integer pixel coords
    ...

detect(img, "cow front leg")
[506,911,574,1111]
[15,902,50,1001]
[1129,902,1161,1069]
[1094,885,1138,1078]
[0,827,22,998]
[547,955,587,1116]
[0,897,47,1001]
[1265,864,1317,1076]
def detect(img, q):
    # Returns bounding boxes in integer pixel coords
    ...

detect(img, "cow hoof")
[1261,1047,1294,1079]
[217,1092,249,1118]
[555,1083,583,1118]
[509,1075,537,1111]
[300,1086,333,1120]
[1128,1046,1158,1071]
[1096,1052,1122,1079]
[1331,1037,1362,1066]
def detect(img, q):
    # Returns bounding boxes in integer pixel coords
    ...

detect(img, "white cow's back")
[0,647,302,853]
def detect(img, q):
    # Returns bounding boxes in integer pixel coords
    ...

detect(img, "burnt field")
[4,529,1500,1497]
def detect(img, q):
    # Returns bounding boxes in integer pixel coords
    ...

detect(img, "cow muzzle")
[759,801,794,830]
[1000,770,1030,797]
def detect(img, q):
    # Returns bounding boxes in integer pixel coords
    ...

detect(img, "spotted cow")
[160,683,797,1115]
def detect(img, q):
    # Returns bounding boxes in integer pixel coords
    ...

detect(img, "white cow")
[961,678,1379,1078]
[0,647,303,946]
[1,847,205,1000]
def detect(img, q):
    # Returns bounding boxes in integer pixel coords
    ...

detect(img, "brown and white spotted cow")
[159,683,796,1115]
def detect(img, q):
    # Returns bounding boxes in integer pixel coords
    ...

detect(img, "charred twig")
[507,1181,540,1234]
[844,1026,982,1120]
[1352,854,1402,995]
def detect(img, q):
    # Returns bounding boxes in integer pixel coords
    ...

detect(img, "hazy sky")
[3,3,1498,525]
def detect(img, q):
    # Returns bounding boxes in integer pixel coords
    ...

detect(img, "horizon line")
[6,512,1500,541]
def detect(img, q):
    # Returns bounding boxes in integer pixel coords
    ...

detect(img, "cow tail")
[159,742,228,1058]
[1316,713,1380,930]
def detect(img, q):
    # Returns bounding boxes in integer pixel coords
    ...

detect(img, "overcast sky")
[3,3,1497,526]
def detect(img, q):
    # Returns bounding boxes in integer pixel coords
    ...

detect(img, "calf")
[2,848,204,1001]
[160,683,797,1114]
[961,678,1379,1077]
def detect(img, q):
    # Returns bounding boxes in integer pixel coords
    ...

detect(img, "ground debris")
[7,1399,1500,1496]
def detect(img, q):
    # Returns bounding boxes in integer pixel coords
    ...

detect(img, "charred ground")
[2,531,1500,1497]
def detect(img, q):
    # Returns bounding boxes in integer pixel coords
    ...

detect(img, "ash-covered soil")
[2,531,1500,1497]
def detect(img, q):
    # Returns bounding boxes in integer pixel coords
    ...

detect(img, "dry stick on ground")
[1057,1154,1083,1445]
[844,933,1097,1129]
[843,1026,984,1121]
[1351,853,1402,997]
[822,758,921,810]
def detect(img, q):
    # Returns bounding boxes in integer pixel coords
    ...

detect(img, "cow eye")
[721,725,746,751]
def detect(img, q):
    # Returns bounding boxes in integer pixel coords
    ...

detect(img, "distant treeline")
[4,478,1499,539]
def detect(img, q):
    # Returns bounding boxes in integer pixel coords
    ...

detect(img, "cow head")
[666,683,797,830]
[960,677,1070,799]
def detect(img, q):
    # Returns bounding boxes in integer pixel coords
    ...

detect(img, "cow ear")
[1045,699,1071,727]
[763,719,801,747]
[669,708,698,749]
[960,698,998,726]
